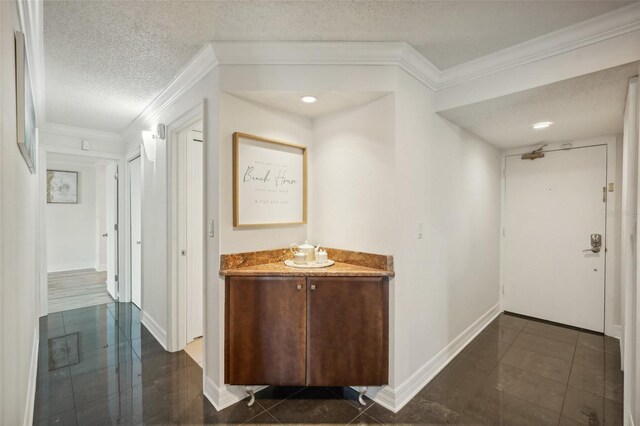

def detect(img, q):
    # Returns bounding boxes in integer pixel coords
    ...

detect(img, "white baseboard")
[609,324,622,339]
[369,303,502,413]
[203,377,267,412]
[23,325,39,426]
[47,264,97,273]
[627,411,635,426]
[141,310,168,350]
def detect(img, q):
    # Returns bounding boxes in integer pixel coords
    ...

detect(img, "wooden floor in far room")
[48,269,114,313]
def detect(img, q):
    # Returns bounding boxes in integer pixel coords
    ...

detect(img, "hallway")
[34,305,623,425]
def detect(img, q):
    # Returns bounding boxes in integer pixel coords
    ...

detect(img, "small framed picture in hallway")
[47,170,78,204]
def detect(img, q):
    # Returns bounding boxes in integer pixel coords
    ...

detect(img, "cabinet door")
[225,276,307,385]
[307,277,388,386]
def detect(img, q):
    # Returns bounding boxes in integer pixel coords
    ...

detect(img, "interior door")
[186,128,204,341]
[105,162,119,300]
[504,145,607,332]
[129,156,142,308]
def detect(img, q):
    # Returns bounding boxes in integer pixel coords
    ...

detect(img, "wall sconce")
[142,130,156,162]
[141,124,165,162]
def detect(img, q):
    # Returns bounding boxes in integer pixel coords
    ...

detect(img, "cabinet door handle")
[296,284,302,290]
[310,284,316,291]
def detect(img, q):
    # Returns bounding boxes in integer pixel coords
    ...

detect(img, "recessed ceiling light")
[532,121,553,130]
[300,95,317,104]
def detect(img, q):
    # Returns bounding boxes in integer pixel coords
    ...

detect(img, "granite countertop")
[219,247,394,278]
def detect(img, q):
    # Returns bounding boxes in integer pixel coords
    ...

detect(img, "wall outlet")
[82,140,91,150]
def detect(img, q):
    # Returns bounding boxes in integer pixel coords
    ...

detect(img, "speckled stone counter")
[219,247,394,277]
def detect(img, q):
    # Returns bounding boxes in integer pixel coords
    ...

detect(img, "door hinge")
[114,172,119,180]
[115,274,119,282]
[114,223,119,231]
[603,186,606,203]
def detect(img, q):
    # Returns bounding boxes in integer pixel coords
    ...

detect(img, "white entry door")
[503,145,607,332]
[129,156,142,308]
[106,162,119,300]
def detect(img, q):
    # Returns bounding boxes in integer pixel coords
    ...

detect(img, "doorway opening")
[45,153,120,313]
[177,119,204,366]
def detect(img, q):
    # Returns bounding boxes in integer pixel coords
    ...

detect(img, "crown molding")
[122,43,218,137]
[211,41,440,91]
[16,0,46,125]
[39,122,125,144]
[438,2,640,89]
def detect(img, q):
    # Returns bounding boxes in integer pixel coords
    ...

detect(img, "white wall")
[46,162,97,272]
[309,95,395,253]
[0,0,41,423]
[391,70,502,390]
[219,93,313,253]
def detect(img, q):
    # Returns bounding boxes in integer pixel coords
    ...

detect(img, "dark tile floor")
[34,303,623,425]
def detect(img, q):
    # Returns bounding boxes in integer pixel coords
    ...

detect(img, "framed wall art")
[15,30,37,174]
[47,170,78,204]
[233,132,307,227]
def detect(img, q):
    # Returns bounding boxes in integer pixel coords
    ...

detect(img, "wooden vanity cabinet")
[225,276,307,385]
[225,275,388,387]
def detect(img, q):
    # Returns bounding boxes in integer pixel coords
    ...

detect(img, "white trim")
[438,2,640,89]
[41,144,123,161]
[122,44,217,138]
[611,324,623,339]
[369,303,501,413]
[47,264,99,273]
[23,326,39,426]
[40,122,124,144]
[628,412,636,426]
[203,377,267,412]
[95,264,107,272]
[141,310,167,350]
[211,41,440,91]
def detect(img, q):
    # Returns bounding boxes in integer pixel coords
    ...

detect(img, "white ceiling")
[43,0,632,133]
[227,91,390,118]
[438,62,639,149]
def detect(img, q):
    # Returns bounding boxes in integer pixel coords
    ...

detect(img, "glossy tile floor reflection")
[35,307,623,425]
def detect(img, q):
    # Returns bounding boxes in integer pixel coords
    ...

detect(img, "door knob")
[136,241,141,245]
[583,233,602,253]
[102,233,108,237]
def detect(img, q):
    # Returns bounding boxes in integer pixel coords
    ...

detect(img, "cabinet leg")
[245,386,256,407]
[358,386,368,406]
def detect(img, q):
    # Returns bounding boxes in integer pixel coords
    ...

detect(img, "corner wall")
[219,94,312,253]
[309,94,395,253]
[0,0,40,424]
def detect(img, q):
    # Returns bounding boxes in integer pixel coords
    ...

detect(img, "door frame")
[38,146,126,316]
[500,135,621,337]
[123,147,142,307]
[166,104,205,353]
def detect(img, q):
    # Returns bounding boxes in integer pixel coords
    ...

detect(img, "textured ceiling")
[439,62,639,149]
[227,91,390,118]
[43,0,632,133]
